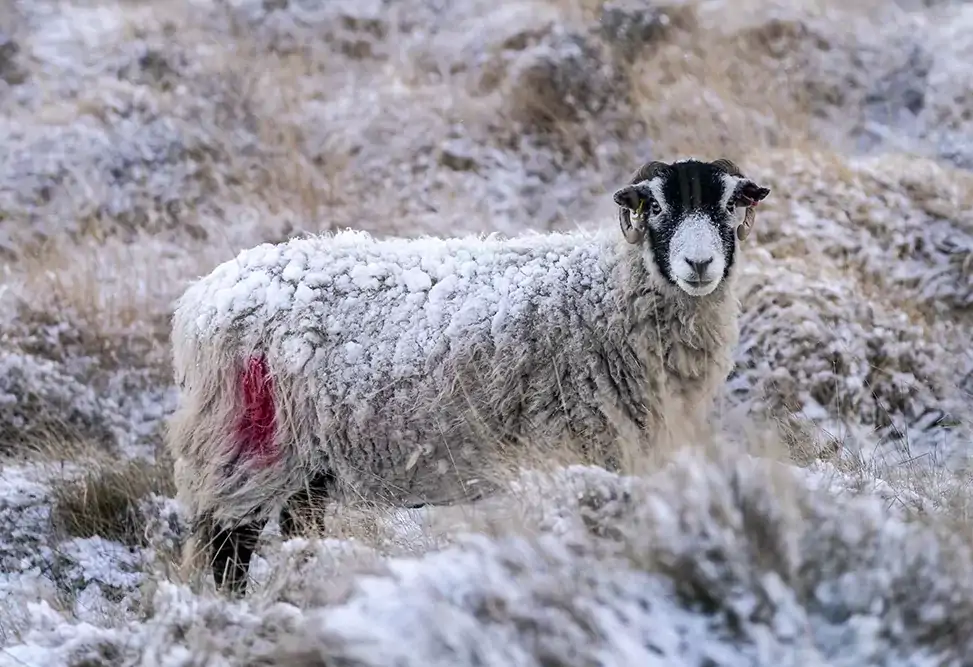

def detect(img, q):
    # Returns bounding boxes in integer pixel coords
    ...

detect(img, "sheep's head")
[612,158,770,297]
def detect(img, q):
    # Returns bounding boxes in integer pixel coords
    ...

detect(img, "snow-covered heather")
[1,0,973,663]
[6,452,973,666]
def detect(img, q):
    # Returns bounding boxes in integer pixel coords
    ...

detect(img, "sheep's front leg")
[211,518,267,597]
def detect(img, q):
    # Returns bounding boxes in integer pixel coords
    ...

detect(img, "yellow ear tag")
[635,199,644,217]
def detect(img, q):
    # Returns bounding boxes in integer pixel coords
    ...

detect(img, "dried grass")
[49,457,175,547]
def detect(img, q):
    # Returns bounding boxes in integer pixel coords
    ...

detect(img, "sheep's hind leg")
[211,517,268,597]
[208,352,277,596]
[279,469,336,540]
[278,500,301,541]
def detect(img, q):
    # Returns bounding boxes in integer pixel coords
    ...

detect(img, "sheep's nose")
[685,257,714,276]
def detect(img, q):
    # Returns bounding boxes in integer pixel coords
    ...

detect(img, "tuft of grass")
[49,458,175,548]
[4,237,195,377]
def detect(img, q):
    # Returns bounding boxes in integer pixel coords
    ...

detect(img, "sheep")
[167,157,771,596]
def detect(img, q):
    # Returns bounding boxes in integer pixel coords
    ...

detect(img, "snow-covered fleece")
[168,227,741,530]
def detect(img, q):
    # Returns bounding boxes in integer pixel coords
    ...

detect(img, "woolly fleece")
[169,228,743,529]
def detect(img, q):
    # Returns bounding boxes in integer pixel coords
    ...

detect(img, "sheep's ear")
[614,184,653,244]
[732,179,771,207]
[732,180,770,242]
[612,184,651,211]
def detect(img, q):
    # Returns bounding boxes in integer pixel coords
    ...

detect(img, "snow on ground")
[6,453,973,666]
[1,0,972,664]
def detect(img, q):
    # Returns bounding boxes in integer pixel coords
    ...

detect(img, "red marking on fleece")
[234,355,278,466]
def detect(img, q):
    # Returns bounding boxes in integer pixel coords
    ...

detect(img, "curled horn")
[711,158,743,177]
[712,158,756,242]
[617,160,670,244]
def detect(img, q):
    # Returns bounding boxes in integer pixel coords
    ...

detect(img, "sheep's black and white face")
[613,159,771,297]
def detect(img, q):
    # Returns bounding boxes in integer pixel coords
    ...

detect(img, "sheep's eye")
[726,201,737,213]
[648,200,662,216]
